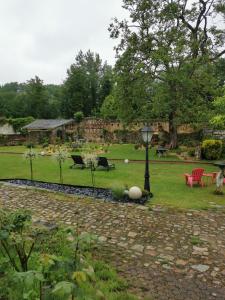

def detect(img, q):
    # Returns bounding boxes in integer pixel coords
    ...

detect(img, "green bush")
[74,111,84,123]
[201,139,223,160]
[111,186,125,200]
[8,117,34,133]
[0,209,138,300]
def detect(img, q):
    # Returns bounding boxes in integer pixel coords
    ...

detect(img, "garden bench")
[70,155,85,169]
[96,157,115,171]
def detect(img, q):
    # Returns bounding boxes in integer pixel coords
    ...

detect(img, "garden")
[0,142,225,210]
[0,0,225,298]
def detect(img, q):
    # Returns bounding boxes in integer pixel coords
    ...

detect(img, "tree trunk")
[169,112,177,149]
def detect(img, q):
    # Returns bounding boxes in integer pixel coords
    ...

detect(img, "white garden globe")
[128,186,142,200]
[124,159,129,164]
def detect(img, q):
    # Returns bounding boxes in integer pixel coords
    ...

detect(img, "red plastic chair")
[184,168,204,188]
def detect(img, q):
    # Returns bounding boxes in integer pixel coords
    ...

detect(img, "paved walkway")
[0,183,225,300]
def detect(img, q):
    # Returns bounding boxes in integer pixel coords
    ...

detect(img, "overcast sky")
[0,0,127,85]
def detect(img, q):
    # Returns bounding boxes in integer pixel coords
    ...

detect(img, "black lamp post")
[141,126,154,197]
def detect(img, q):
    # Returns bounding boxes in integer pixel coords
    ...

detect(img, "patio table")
[203,172,218,185]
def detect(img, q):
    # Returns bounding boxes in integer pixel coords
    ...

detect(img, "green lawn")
[0,143,179,160]
[0,144,224,210]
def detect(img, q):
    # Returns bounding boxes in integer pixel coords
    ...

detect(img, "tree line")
[0,50,114,119]
[0,0,225,148]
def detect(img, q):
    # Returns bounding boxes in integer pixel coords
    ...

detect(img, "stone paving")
[0,183,225,300]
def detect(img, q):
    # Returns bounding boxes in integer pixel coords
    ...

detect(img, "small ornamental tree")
[53,148,68,184]
[24,147,37,181]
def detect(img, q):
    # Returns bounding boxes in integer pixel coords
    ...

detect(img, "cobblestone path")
[0,184,225,300]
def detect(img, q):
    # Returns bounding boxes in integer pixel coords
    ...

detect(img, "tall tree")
[25,76,49,118]
[62,50,113,118]
[110,0,225,147]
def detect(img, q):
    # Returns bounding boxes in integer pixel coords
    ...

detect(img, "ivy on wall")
[0,117,34,133]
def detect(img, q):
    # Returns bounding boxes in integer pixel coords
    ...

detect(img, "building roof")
[23,119,74,130]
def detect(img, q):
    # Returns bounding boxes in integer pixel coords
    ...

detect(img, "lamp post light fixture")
[141,126,154,197]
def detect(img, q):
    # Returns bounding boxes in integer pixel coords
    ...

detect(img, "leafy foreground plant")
[0,209,138,300]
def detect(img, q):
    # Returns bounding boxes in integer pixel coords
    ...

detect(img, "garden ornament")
[128,186,142,200]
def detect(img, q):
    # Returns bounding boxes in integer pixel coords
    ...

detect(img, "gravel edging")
[0,179,148,205]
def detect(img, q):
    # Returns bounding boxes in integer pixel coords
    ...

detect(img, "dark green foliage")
[188,148,196,157]
[210,87,225,129]
[100,94,119,120]
[214,58,225,87]
[0,80,63,119]
[25,76,49,118]
[62,50,114,118]
[74,111,84,123]
[0,209,36,272]
[110,0,225,147]
[8,117,34,132]
[178,131,203,147]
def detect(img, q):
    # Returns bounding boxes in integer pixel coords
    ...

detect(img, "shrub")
[0,209,138,300]
[26,142,35,149]
[201,139,223,160]
[111,186,125,200]
[188,148,195,157]
[8,116,34,133]
[74,111,84,123]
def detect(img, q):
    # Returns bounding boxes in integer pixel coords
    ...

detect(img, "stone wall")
[0,123,16,135]
[203,129,225,140]
[69,118,195,143]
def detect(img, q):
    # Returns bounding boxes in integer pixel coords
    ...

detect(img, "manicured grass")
[0,143,179,160]
[0,144,224,210]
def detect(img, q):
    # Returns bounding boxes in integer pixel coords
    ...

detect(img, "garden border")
[0,178,148,205]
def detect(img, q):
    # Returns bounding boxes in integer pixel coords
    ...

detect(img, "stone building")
[23,119,75,143]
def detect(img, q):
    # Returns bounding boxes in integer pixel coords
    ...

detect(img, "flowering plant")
[53,148,69,184]
[23,148,37,181]
[24,149,37,160]
[82,153,97,168]
[53,149,69,163]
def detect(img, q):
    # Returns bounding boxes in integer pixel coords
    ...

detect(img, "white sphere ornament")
[128,186,142,200]
[124,159,129,164]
